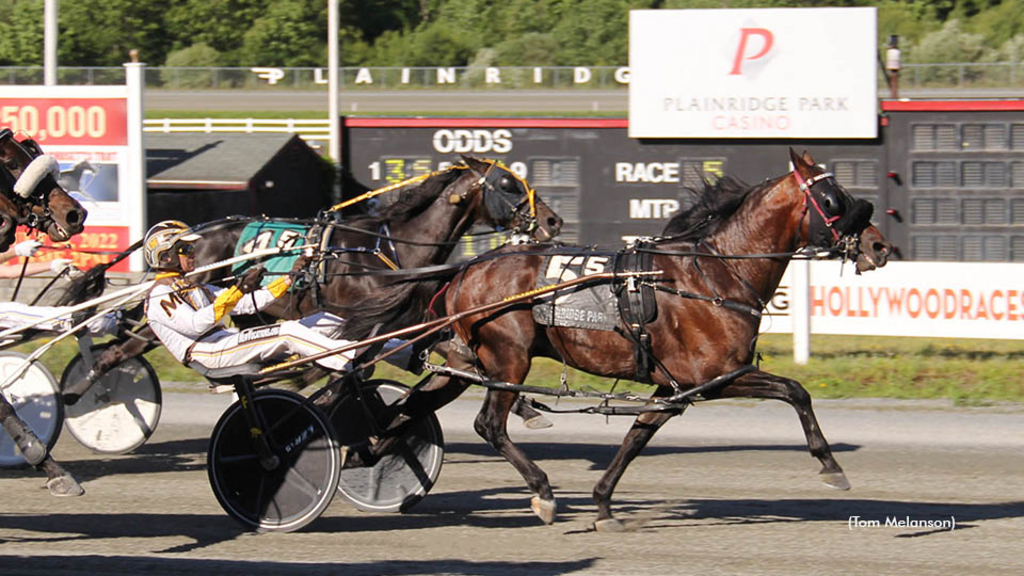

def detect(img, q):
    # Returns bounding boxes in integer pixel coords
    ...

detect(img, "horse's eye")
[500,176,516,192]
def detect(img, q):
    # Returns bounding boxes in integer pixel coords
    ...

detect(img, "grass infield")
[15,333,1024,405]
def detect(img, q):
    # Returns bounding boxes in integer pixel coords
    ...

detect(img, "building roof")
[145,133,300,190]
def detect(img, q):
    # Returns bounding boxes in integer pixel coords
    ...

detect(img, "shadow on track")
[0,554,598,576]
[444,441,860,470]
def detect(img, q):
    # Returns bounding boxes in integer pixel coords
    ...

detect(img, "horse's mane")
[661,175,775,242]
[344,167,465,227]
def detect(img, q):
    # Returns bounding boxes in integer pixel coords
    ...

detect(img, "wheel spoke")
[217,452,260,465]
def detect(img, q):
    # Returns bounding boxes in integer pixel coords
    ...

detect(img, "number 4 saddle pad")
[531,245,657,331]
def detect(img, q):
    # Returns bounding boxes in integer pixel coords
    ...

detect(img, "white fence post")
[791,258,811,364]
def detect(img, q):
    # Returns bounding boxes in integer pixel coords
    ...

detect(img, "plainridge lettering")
[663,96,790,112]
[848,516,956,531]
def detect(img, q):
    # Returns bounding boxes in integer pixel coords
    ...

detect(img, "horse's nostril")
[66,210,83,226]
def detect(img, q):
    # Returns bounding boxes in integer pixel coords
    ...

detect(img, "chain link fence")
[4,63,1021,91]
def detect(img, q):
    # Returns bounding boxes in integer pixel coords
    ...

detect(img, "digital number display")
[0,98,128,146]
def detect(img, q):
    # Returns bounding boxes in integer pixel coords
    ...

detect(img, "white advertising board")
[765,261,1024,340]
[629,8,878,139]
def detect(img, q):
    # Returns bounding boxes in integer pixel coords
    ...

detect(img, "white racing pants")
[0,302,119,335]
[186,311,414,372]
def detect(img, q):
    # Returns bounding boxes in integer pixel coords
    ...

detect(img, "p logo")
[729,28,774,75]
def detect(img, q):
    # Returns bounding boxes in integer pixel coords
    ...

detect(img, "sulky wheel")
[0,352,63,469]
[329,379,444,513]
[59,344,161,454]
[208,389,341,532]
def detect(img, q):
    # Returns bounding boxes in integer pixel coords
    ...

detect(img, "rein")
[793,169,841,243]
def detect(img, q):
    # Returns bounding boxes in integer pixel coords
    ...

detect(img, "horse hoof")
[45,474,85,497]
[530,496,557,524]
[820,471,851,491]
[523,414,553,430]
[593,518,627,533]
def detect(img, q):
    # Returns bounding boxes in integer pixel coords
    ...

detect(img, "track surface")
[1,391,1022,575]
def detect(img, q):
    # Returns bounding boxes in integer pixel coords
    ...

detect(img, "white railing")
[143,118,330,142]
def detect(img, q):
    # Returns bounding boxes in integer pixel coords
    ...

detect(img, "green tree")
[238,0,326,67]
[0,0,44,67]
[161,43,223,88]
[165,0,268,65]
[58,0,174,66]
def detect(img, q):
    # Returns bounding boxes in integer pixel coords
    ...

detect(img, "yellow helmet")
[143,220,201,270]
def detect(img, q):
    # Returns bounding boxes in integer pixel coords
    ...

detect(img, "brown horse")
[0,129,88,250]
[352,149,892,530]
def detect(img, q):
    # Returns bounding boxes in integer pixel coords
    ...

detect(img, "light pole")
[328,0,341,203]
[44,0,58,85]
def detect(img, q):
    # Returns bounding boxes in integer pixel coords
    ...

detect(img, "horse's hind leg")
[715,370,849,490]
[475,388,558,524]
[0,397,83,496]
[592,402,678,532]
[63,327,153,405]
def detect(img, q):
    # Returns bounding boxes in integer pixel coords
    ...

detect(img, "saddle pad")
[232,221,309,286]
[532,250,619,331]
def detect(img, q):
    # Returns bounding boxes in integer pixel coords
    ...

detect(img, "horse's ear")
[788,147,805,168]
[801,150,816,166]
[460,154,490,175]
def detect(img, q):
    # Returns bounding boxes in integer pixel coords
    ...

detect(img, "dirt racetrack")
[1,390,1022,575]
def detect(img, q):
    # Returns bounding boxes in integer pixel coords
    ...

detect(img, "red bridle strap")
[792,170,840,241]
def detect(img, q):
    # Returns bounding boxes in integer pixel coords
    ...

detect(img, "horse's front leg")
[0,396,83,496]
[592,397,679,532]
[713,369,849,490]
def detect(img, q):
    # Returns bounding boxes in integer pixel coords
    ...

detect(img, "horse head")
[789,148,891,273]
[0,129,88,242]
[460,155,562,241]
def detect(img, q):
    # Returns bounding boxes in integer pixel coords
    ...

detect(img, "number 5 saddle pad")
[531,246,657,331]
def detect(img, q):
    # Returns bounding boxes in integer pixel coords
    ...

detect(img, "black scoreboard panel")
[341,118,892,259]
[885,107,1024,262]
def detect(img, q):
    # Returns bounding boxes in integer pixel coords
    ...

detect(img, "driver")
[143,220,365,373]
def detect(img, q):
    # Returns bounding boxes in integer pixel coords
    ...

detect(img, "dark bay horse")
[0,129,88,250]
[353,149,892,530]
[64,156,562,411]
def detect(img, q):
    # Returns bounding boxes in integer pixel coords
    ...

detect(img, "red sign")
[0,98,127,146]
[14,226,132,273]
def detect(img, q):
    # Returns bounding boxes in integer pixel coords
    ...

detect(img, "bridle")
[0,129,62,229]
[792,168,873,261]
[472,159,538,235]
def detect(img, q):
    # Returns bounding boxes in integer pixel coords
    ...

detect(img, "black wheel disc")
[330,380,444,513]
[208,389,340,532]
